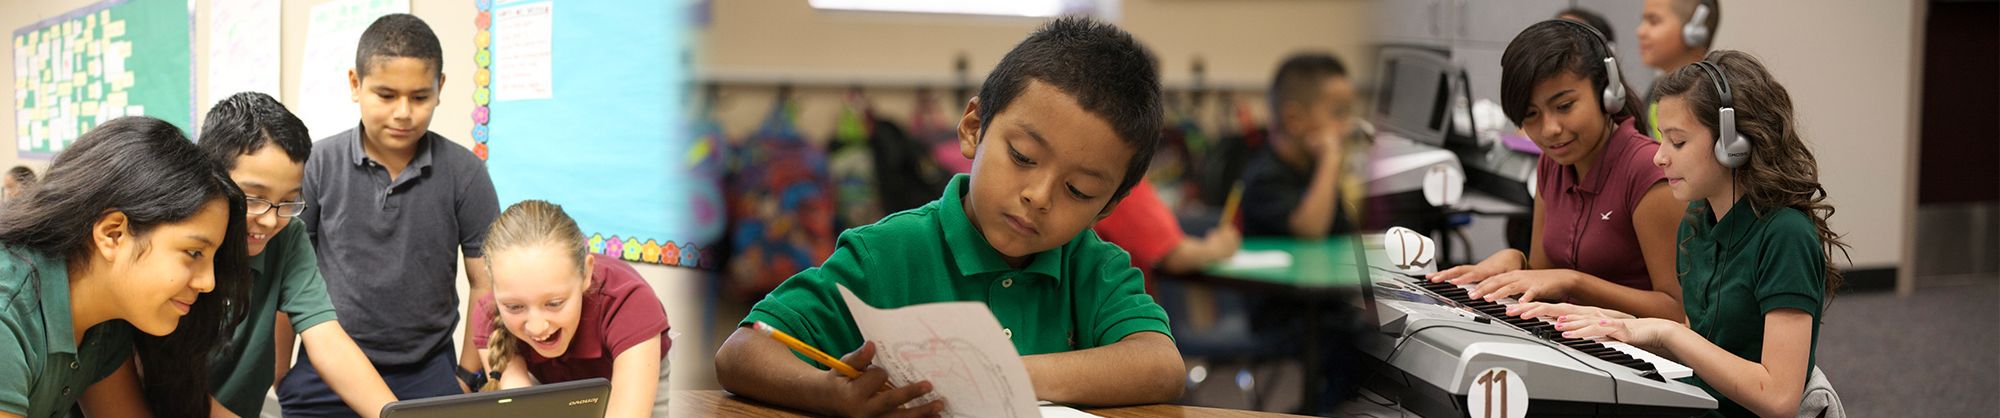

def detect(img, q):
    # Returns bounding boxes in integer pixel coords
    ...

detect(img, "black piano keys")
[1414,280,1665,381]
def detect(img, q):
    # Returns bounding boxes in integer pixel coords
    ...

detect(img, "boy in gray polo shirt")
[279,14,500,417]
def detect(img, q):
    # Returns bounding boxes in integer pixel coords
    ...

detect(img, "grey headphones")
[1693,60,1750,168]
[1550,18,1627,115]
[1684,1,1714,48]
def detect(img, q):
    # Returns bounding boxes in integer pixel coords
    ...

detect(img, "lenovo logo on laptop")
[568,398,601,407]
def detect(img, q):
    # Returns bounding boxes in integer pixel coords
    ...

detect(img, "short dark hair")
[976,16,1161,201]
[200,92,311,170]
[0,116,251,417]
[355,13,443,80]
[5,166,33,187]
[1267,53,1349,135]
[1556,8,1617,45]
[1499,19,1648,133]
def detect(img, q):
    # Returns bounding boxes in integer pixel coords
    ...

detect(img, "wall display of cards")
[12,0,191,160]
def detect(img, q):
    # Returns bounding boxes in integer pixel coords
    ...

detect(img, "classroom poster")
[297,0,407,141]
[12,0,192,160]
[204,0,280,114]
[490,1,551,101]
[476,0,718,268]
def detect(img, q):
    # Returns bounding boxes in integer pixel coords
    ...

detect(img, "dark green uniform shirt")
[0,246,135,418]
[1676,198,1825,418]
[210,221,340,417]
[741,174,1172,364]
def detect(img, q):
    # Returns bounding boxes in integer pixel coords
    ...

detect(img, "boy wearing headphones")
[1639,0,1720,138]
[1638,0,1718,86]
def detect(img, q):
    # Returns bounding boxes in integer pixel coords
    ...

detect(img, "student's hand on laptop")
[825,342,945,418]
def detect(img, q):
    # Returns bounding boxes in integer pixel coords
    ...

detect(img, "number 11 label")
[1467,367,1528,418]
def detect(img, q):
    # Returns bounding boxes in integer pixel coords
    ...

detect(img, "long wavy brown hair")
[1654,50,1851,302]
[480,200,592,391]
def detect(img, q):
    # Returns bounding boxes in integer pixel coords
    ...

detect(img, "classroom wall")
[1706,0,1923,272]
[2,0,718,395]
[699,0,1378,142]
[686,0,1378,391]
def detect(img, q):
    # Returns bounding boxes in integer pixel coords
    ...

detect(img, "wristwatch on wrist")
[456,368,488,391]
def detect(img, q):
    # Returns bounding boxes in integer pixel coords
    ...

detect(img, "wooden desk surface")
[671,390,1308,418]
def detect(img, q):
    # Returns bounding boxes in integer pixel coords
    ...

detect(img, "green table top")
[1198,236,1369,288]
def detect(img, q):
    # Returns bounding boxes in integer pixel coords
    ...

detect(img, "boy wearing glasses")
[197,92,399,418]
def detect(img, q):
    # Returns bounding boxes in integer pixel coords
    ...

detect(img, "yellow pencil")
[1217,182,1244,230]
[752,321,895,392]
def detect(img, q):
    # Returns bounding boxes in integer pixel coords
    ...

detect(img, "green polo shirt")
[0,246,136,418]
[1675,198,1824,418]
[742,174,1171,366]
[210,221,341,417]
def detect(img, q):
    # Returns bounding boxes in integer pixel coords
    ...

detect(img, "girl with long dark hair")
[0,116,253,418]
[1515,50,1848,418]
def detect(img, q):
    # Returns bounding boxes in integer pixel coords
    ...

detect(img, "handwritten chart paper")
[204,0,279,114]
[837,284,1037,418]
[296,0,405,141]
[491,1,551,101]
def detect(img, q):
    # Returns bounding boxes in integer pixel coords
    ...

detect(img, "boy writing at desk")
[715,17,1184,417]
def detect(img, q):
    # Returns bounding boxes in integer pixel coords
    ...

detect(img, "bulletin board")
[12,0,192,160]
[474,0,721,268]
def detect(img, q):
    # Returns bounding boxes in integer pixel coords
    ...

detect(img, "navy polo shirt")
[300,125,500,365]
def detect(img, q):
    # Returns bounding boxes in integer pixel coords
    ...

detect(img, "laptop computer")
[379,378,611,418]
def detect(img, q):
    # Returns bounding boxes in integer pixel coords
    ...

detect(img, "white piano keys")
[1460,284,1695,380]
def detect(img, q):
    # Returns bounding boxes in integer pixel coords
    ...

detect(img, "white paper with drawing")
[837,284,1037,418]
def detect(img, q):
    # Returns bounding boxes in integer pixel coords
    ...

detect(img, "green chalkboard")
[12,0,192,160]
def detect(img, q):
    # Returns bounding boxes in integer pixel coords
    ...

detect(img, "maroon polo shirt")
[1535,116,1666,292]
[473,253,671,383]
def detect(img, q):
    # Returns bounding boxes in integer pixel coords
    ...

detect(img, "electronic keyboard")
[1360,267,1717,417]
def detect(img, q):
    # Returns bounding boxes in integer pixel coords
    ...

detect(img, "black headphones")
[1548,18,1628,115]
[1692,60,1751,168]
